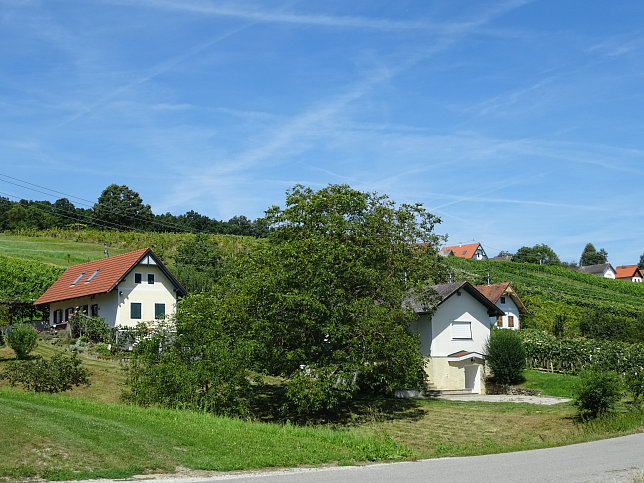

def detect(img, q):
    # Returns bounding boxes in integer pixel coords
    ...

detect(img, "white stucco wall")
[603,269,616,279]
[47,261,179,329]
[489,297,520,330]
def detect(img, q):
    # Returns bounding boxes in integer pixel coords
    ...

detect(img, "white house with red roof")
[34,248,186,329]
[615,265,643,282]
[441,242,487,260]
[474,282,526,330]
[408,282,503,394]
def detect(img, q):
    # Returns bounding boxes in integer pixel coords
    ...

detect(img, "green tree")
[573,368,622,420]
[172,234,224,293]
[484,327,526,385]
[639,252,644,270]
[92,184,153,230]
[512,244,560,265]
[1,351,90,392]
[219,184,446,413]
[580,243,608,266]
[7,323,38,360]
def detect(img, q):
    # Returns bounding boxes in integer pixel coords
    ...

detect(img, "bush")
[7,323,38,359]
[624,369,644,406]
[573,368,622,419]
[1,351,90,392]
[484,328,526,385]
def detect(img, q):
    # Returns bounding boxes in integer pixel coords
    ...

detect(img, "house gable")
[441,242,488,260]
[615,265,643,282]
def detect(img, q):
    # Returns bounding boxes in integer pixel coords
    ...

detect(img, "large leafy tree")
[217,184,446,413]
[92,184,153,230]
[512,244,560,265]
[638,252,644,270]
[580,243,608,266]
[126,184,447,417]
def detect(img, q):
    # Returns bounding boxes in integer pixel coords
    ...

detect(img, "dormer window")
[85,269,101,283]
[71,272,86,286]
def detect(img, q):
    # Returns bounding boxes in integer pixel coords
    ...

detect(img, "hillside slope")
[445,257,644,336]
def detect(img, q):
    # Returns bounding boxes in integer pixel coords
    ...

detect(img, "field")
[2,341,644,480]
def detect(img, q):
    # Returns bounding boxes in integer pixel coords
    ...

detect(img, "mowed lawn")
[1,341,643,480]
[0,234,127,267]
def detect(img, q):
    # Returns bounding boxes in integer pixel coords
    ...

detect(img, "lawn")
[0,234,127,267]
[2,340,644,480]
[522,369,579,398]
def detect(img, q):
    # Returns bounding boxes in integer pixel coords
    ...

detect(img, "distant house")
[408,282,503,394]
[615,265,643,282]
[474,282,526,330]
[34,248,186,330]
[441,242,488,260]
[577,263,616,279]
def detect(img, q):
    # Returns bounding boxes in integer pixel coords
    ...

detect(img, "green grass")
[0,234,127,267]
[522,369,578,398]
[0,388,410,480]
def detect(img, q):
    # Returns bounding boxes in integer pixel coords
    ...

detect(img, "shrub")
[7,323,38,359]
[484,328,526,385]
[573,368,622,420]
[1,351,90,392]
[624,368,644,406]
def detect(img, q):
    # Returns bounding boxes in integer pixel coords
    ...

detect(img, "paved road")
[99,432,644,483]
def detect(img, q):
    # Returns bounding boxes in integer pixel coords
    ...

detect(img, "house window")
[496,315,503,327]
[86,269,101,283]
[90,304,99,317]
[134,273,142,284]
[53,309,63,324]
[508,316,515,328]
[500,296,506,304]
[71,272,86,286]
[148,273,155,285]
[130,302,142,320]
[65,307,74,321]
[452,321,472,339]
[155,303,166,319]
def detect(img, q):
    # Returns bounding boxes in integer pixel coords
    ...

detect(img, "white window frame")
[452,321,472,339]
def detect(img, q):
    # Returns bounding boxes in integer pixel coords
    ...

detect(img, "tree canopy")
[126,184,447,417]
[92,184,154,230]
[512,244,561,265]
[639,252,644,270]
[580,243,608,266]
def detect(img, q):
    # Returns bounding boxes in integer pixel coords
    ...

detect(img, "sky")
[1,0,643,265]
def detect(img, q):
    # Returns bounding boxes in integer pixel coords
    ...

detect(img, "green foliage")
[639,252,644,270]
[1,351,90,392]
[123,306,254,417]
[69,313,111,343]
[624,368,644,405]
[171,233,225,293]
[573,368,622,420]
[484,328,526,384]
[224,184,444,414]
[92,184,153,230]
[0,255,64,302]
[520,329,644,375]
[580,243,608,266]
[512,244,561,266]
[7,323,38,359]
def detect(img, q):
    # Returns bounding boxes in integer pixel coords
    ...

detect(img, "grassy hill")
[445,256,644,336]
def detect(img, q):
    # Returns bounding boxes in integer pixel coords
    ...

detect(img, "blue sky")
[1,0,643,265]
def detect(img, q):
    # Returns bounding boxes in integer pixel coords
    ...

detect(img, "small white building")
[408,282,503,394]
[577,263,616,279]
[34,248,186,329]
[474,282,526,330]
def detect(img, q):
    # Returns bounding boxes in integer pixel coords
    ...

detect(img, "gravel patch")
[437,394,571,405]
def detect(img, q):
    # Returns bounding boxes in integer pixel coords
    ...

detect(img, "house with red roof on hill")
[34,248,186,330]
[474,282,526,330]
[440,242,487,260]
[615,265,643,282]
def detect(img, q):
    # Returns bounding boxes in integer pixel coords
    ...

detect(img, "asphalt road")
[86,432,644,483]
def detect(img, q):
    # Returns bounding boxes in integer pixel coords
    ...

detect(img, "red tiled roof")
[474,282,510,304]
[35,248,151,305]
[441,242,481,259]
[448,350,471,358]
[615,265,643,279]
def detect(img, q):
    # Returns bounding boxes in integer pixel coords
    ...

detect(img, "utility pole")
[104,242,109,258]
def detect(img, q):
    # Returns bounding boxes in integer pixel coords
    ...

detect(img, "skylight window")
[85,269,101,283]
[70,272,86,286]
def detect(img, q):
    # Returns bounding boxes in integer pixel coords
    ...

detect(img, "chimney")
[104,242,109,258]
